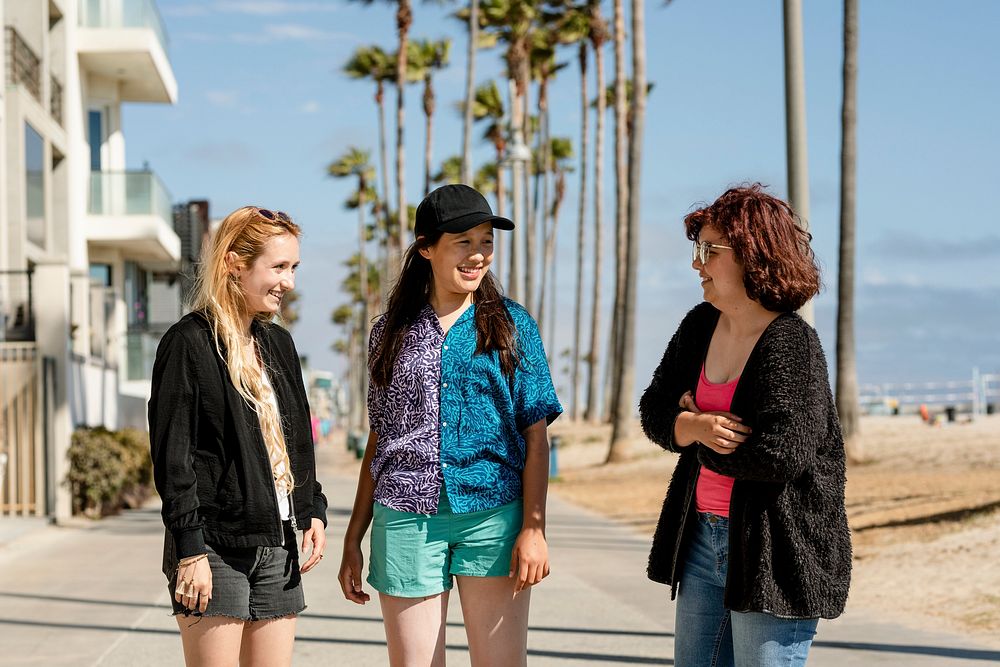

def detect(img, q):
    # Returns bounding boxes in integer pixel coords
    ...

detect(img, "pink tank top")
[694,364,739,517]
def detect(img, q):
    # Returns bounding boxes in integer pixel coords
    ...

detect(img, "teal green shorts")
[368,488,523,598]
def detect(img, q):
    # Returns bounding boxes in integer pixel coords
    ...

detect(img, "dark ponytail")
[370,234,520,387]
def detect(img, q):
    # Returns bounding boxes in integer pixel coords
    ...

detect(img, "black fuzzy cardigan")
[639,302,852,619]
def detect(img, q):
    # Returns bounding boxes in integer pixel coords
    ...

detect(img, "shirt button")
[442,463,449,468]
[444,345,449,350]
[442,383,448,388]
[442,422,448,428]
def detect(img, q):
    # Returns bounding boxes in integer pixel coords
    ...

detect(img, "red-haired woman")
[639,184,852,666]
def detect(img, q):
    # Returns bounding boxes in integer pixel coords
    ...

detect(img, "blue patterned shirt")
[367,298,562,514]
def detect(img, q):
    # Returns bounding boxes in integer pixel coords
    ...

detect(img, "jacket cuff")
[172,527,207,559]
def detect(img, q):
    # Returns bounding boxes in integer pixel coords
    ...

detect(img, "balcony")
[125,329,159,381]
[4,27,41,103]
[87,171,181,264]
[77,0,177,104]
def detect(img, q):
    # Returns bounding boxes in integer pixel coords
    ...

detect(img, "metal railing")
[125,329,161,381]
[0,270,35,343]
[88,170,173,224]
[79,0,169,51]
[859,369,1000,416]
[1,344,44,517]
[4,27,41,102]
[50,75,64,125]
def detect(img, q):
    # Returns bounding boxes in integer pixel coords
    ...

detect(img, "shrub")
[67,426,153,518]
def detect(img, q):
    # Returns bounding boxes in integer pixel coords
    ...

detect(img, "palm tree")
[604,0,629,425]
[328,148,376,429]
[837,0,861,462]
[411,38,452,196]
[349,0,415,285]
[479,0,542,303]
[470,81,507,218]
[431,154,464,185]
[572,30,589,422]
[343,45,395,304]
[783,0,814,324]
[584,0,609,423]
[536,136,573,350]
[607,0,648,462]
[462,0,480,183]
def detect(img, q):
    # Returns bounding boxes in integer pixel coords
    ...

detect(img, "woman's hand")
[674,392,752,454]
[338,541,371,604]
[300,517,326,574]
[175,556,212,614]
[509,527,550,593]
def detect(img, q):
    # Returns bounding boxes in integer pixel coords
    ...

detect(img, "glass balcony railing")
[125,329,160,381]
[88,170,173,224]
[79,0,169,51]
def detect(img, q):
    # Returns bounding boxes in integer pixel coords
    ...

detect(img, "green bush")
[67,426,153,518]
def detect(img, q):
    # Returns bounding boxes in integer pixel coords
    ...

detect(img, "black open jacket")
[148,312,328,560]
[639,302,852,619]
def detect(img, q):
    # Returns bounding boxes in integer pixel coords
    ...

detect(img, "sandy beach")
[547,414,1000,646]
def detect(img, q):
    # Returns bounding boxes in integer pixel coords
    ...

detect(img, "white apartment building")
[1,0,179,521]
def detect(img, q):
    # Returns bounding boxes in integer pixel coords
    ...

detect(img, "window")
[87,110,103,171]
[89,263,112,287]
[124,261,149,329]
[25,123,45,244]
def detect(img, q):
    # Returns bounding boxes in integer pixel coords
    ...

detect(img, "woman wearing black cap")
[338,184,563,666]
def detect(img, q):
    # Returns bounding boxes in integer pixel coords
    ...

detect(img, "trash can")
[549,435,561,479]
[944,406,956,422]
[987,403,996,416]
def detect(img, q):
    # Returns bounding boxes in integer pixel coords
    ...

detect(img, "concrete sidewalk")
[1,445,998,666]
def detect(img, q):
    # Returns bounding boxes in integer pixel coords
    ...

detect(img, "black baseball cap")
[414,184,515,238]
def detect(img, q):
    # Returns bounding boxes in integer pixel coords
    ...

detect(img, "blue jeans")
[674,513,818,667]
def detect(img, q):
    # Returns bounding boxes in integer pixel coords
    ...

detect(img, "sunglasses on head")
[692,239,733,265]
[253,207,291,223]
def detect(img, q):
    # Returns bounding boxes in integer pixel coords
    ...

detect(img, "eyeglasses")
[254,207,291,223]
[692,240,732,265]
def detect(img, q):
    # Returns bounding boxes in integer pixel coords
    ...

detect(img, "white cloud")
[205,90,240,108]
[230,24,360,43]
[300,101,321,114]
[216,1,340,15]
[161,5,211,17]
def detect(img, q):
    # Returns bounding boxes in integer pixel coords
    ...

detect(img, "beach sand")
[548,414,1000,646]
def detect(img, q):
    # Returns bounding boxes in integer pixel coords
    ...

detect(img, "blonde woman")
[149,206,328,666]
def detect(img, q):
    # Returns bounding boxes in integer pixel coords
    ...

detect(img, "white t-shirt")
[260,370,291,521]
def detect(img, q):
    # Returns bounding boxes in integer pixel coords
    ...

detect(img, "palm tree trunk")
[394,0,412,285]
[606,0,629,425]
[357,188,370,430]
[783,0,813,325]
[424,78,434,197]
[377,83,392,307]
[523,71,537,315]
[837,0,861,463]
[462,0,478,184]
[608,0,645,462]
[508,76,526,301]
[536,82,551,334]
[573,42,589,422]
[586,33,606,424]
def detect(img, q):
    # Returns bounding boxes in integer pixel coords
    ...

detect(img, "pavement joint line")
[90,592,165,667]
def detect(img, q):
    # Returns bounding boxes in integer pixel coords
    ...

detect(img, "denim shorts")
[368,487,523,598]
[164,521,305,621]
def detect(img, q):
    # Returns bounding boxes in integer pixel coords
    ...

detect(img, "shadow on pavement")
[0,591,171,610]
[813,639,1000,662]
[0,618,667,664]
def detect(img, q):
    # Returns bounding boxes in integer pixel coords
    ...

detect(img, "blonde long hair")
[191,206,301,494]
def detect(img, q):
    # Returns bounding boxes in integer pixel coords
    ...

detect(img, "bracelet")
[178,553,208,568]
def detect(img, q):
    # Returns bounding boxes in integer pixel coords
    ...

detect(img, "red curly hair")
[684,183,820,312]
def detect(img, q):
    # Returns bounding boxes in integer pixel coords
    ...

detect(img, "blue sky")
[126,0,1000,400]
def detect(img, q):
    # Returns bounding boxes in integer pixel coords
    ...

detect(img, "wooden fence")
[1,343,44,517]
